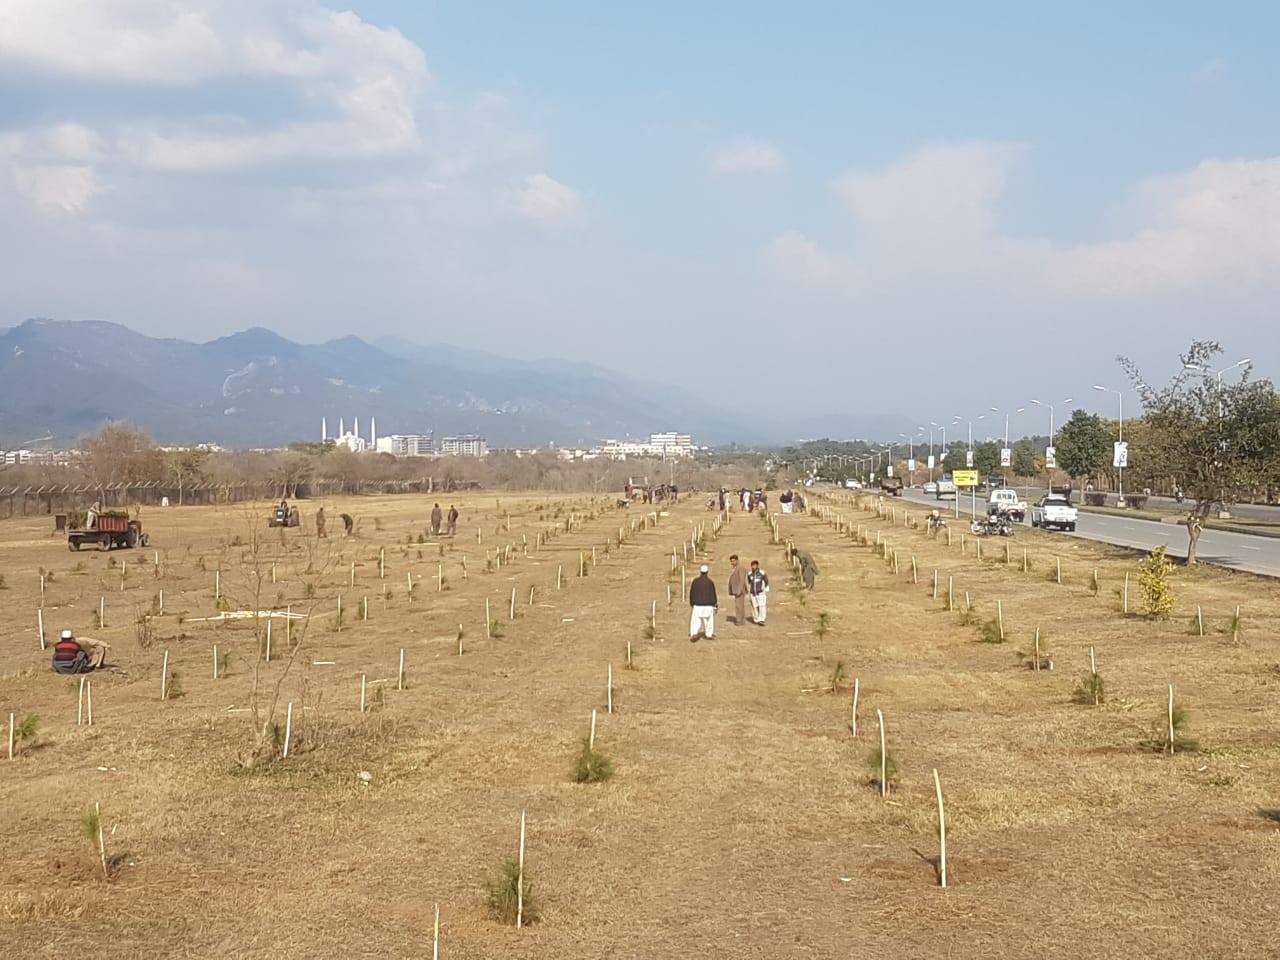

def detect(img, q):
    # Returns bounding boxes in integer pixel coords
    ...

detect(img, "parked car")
[922,481,938,495]
[1031,494,1078,531]
[935,478,957,501]
[844,479,863,490]
[987,488,1028,522]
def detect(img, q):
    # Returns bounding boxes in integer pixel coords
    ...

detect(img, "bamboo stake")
[933,768,947,888]
[516,809,527,929]
[607,664,614,714]
[997,600,1004,640]
[432,903,440,960]
[215,569,220,600]
[1056,557,1062,584]
[99,596,105,628]
[1123,572,1129,615]
[86,680,93,725]
[283,702,294,758]
[485,598,492,638]
[1090,646,1099,705]
[850,678,860,737]
[1196,605,1204,637]
[911,555,918,584]
[161,649,169,701]
[398,649,405,690]
[95,801,107,878]
[947,576,954,611]
[213,644,219,679]
[510,587,517,621]
[379,548,386,579]
[266,618,273,662]
[37,608,45,650]
[8,713,13,761]
[1033,628,1041,672]
[1022,548,1028,573]
[360,674,367,713]
[932,569,938,600]
[626,640,633,668]
[878,709,888,798]
[1167,683,1176,755]
[438,562,444,592]
[1234,605,1241,643]
[557,565,563,590]
[589,708,598,750]
[363,596,368,621]
[681,567,686,600]
[78,676,86,725]
[159,589,164,614]
[349,561,355,588]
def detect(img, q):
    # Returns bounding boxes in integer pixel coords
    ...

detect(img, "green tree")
[1011,443,1038,479]
[973,441,1000,476]
[1121,341,1279,564]
[1055,410,1111,487]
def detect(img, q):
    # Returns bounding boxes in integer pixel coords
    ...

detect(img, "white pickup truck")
[1030,494,1078,531]
[987,488,1028,522]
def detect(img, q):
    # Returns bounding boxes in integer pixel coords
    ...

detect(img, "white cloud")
[769,142,1280,301]
[507,173,584,226]
[711,137,785,175]
[11,164,101,211]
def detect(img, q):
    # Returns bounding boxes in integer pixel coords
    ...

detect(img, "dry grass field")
[2,488,1278,958]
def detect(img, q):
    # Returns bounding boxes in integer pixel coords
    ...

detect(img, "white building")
[375,434,435,457]
[599,432,695,460]
[440,435,489,457]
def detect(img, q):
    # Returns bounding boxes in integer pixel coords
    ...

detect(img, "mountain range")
[0,319,917,449]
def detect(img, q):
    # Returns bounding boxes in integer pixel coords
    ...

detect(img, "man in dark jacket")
[688,564,718,642]
[51,629,108,674]
[430,503,443,537]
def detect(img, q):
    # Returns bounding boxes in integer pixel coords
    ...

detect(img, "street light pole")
[1093,385,1125,506]
[1030,397,1073,494]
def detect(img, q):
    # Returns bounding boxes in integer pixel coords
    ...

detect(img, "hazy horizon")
[2,2,1276,431]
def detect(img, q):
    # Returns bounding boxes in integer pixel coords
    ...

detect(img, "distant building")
[440,435,489,457]
[375,434,435,457]
[599,432,695,460]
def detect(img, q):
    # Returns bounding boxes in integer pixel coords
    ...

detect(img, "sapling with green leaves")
[572,738,615,783]
[83,803,108,879]
[1138,546,1176,619]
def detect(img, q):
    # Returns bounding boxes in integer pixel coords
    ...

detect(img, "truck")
[935,478,957,501]
[1030,494,1078,531]
[987,488,1028,522]
[879,476,904,497]
[68,513,149,551]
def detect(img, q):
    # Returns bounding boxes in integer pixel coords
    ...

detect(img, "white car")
[922,481,938,495]
[987,488,1028,522]
[1031,494,1078,531]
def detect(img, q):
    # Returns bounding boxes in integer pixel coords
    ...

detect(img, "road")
[997,484,1280,522]
[892,487,1280,577]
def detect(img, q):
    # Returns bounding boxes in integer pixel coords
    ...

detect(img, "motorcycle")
[970,514,1015,537]
[927,513,947,533]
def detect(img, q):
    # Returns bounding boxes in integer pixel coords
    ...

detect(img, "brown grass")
[1,489,1278,956]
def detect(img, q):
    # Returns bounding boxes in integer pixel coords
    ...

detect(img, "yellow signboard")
[952,470,979,488]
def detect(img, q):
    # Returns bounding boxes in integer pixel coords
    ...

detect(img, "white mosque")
[322,416,376,453]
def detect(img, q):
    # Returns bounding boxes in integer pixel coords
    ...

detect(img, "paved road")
[997,484,1280,522]
[893,487,1280,577]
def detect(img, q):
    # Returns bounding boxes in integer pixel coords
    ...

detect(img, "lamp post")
[1092,385,1125,506]
[1029,397,1073,494]
[952,414,985,518]
[1183,358,1250,512]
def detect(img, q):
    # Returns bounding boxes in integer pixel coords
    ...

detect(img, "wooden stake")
[681,567,686,600]
[432,903,440,960]
[363,596,368,621]
[1033,628,1041,671]
[933,768,947,888]
[850,678,860,737]
[510,587,517,621]
[626,640,633,668]
[589,708,598,750]
[516,809,527,929]
[99,596,105,627]
[947,576,954,611]
[1123,572,1129,615]
[932,569,938,600]
[557,565,563,590]
[86,680,93,726]
[458,623,464,656]
[397,648,405,690]
[607,664,614,714]
[159,589,164,614]
[911,555,918,584]
[360,674,367,713]
[1089,646,1099,705]
[7,713,13,761]
[78,676,86,725]
[349,561,355,588]
[213,644,219,679]
[379,548,386,579]
[1234,604,1241,643]
[997,600,1004,640]
[878,709,888,798]
[438,563,444,592]
[485,598,492,638]
[1167,683,1175,755]
[95,802,107,879]
[1196,605,1204,637]
[160,649,170,700]
[283,702,294,758]
[266,618,273,662]
[1056,557,1062,584]
[37,607,45,650]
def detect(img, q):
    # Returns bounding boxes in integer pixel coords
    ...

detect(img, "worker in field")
[340,512,354,536]
[447,504,459,536]
[747,560,770,625]
[316,506,327,538]
[85,500,101,530]
[688,564,718,642]
[726,554,748,625]
[430,503,443,537]
[51,629,109,674]
[797,549,819,590]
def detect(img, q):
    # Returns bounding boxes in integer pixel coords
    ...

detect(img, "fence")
[0,477,452,521]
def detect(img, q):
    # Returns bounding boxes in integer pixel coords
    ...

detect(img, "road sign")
[1000,447,1012,468]
[953,470,979,488]
[886,464,894,477]
[1045,445,1057,469]
[965,450,974,468]
[908,458,917,471]
[1113,441,1128,468]
[927,454,936,470]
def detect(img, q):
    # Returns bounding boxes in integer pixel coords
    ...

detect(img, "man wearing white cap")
[51,629,109,674]
[688,564,718,642]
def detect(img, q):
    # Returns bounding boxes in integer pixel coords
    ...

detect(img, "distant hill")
[0,319,747,448]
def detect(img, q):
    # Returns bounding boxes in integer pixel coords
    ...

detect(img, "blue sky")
[1,1,1276,436]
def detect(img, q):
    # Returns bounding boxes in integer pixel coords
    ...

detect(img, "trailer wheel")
[126,527,138,548]
[68,539,80,552]
[100,536,111,551]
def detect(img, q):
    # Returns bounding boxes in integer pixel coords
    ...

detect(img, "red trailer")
[69,514,149,551]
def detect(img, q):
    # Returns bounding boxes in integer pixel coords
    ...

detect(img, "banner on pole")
[1045,445,1057,469]
[1113,441,1128,468]
[1000,447,1012,468]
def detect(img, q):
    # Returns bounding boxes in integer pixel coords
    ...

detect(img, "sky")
[1,1,1277,440]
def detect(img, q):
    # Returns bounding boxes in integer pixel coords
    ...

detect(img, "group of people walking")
[688,554,769,642]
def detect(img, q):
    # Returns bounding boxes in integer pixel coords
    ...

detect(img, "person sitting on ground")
[51,629,109,674]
